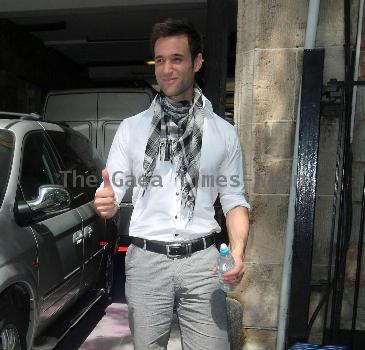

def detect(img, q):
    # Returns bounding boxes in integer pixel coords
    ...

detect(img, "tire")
[99,244,115,305]
[0,305,26,350]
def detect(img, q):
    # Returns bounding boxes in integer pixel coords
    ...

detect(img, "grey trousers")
[125,243,230,350]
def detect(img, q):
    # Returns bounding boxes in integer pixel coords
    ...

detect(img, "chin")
[161,86,177,96]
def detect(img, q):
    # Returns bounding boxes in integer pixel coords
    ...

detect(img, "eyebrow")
[154,53,185,59]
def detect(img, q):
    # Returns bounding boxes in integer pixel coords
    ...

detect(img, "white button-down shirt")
[103,95,250,242]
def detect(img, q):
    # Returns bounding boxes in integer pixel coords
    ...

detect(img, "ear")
[193,53,203,73]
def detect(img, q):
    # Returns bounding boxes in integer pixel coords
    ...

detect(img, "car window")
[0,130,14,208]
[20,132,62,201]
[46,130,103,207]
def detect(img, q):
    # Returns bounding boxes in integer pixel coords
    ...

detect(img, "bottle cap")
[219,243,229,256]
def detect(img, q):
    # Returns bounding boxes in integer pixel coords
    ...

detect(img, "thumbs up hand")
[93,169,118,219]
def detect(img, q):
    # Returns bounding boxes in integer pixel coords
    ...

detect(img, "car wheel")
[99,245,115,304]
[0,306,26,350]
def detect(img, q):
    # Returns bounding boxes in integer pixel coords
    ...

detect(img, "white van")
[43,87,155,161]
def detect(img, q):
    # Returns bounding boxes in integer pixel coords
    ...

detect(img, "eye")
[155,58,164,65]
[173,57,182,63]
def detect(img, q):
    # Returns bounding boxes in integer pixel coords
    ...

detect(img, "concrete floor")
[77,303,182,350]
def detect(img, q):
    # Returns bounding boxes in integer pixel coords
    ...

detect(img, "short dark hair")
[150,18,203,61]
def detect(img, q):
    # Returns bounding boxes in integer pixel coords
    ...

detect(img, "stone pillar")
[234,1,345,348]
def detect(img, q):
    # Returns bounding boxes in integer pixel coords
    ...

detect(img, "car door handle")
[84,225,93,238]
[73,230,83,245]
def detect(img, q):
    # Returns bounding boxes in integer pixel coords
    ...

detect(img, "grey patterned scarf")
[142,85,204,221]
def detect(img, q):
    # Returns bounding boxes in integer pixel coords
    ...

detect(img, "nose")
[162,60,173,75]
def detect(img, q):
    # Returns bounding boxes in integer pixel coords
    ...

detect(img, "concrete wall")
[0,70,44,113]
[0,19,89,113]
[234,1,346,348]
[0,19,88,89]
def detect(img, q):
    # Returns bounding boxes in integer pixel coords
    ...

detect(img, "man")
[93,18,250,350]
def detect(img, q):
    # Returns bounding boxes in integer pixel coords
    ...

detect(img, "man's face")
[154,34,203,102]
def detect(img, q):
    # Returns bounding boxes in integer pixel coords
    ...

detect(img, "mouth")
[162,78,177,84]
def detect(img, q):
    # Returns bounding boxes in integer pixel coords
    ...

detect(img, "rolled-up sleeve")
[97,120,132,204]
[218,128,250,215]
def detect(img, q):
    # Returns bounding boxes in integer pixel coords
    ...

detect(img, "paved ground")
[75,303,182,350]
[54,252,182,350]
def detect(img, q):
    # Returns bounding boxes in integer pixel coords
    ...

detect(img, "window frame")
[0,129,15,209]
[45,129,103,208]
[19,130,63,202]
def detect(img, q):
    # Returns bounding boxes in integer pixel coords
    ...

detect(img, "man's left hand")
[220,253,246,286]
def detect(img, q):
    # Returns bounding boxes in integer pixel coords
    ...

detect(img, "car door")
[19,131,83,324]
[46,129,106,290]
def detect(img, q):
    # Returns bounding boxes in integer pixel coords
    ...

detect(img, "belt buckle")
[166,243,192,258]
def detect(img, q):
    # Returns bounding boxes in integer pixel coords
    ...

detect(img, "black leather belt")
[130,233,216,258]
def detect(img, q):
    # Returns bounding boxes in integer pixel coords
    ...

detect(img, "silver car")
[0,112,117,350]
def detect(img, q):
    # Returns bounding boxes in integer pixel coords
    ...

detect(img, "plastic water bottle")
[217,243,235,292]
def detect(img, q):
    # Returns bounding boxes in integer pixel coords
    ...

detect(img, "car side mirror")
[15,185,71,225]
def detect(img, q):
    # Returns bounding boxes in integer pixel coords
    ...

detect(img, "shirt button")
[175,215,178,219]
[176,192,179,196]
[174,233,179,237]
